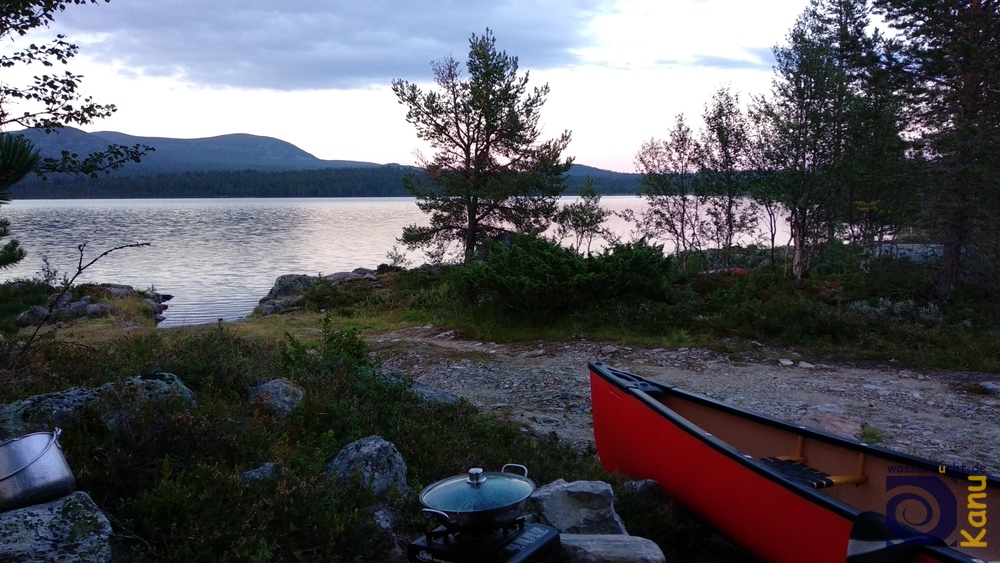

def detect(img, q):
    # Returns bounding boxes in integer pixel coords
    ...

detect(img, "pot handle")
[0,428,62,483]
[421,508,456,528]
[501,463,528,477]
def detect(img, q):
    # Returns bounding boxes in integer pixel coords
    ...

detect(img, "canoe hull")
[589,362,997,563]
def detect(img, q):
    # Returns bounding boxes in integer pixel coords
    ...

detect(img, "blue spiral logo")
[885,476,958,545]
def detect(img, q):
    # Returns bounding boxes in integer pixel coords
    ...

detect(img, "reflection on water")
[1,197,649,327]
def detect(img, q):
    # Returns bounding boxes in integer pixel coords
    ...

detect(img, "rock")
[283,295,306,308]
[241,462,277,484]
[379,370,461,404]
[370,506,394,532]
[530,479,627,535]
[353,267,376,276]
[620,479,666,501]
[323,271,362,283]
[93,283,137,299]
[48,292,72,308]
[796,404,863,439]
[84,304,111,318]
[68,298,91,315]
[0,492,112,563]
[257,300,285,316]
[779,358,794,366]
[434,330,455,339]
[0,372,196,439]
[258,274,320,304]
[327,436,410,498]
[15,305,49,327]
[600,345,619,356]
[248,378,305,415]
[798,361,815,369]
[863,384,891,396]
[410,381,461,405]
[980,381,1000,396]
[363,273,378,281]
[560,534,665,563]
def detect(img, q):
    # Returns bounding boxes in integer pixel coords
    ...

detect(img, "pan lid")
[419,466,535,513]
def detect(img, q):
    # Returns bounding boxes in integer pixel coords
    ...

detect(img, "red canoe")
[589,362,999,563]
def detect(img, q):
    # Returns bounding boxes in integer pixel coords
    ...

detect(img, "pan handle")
[421,508,454,528]
[501,463,528,477]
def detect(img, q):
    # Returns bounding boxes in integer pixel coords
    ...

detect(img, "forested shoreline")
[10,166,642,199]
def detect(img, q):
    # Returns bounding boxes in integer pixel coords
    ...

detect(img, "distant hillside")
[15,128,379,173]
[9,127,641,197]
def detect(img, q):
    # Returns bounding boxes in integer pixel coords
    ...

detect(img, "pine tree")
[874,0,1000,297]
[392,30,573,265]
[0,134,40,269]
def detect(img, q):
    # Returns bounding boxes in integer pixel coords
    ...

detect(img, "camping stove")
[406,517,560,563]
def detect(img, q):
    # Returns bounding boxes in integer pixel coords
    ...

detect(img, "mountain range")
[11,127,641,198]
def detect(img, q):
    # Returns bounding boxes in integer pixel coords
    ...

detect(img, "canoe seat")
[759,457,867,489]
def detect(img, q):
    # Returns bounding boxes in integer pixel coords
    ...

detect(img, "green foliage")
[461,234,593,314]
[303,279,383,317]
[4,315,611,562]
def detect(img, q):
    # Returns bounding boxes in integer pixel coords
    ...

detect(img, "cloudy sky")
[16,0,810,173]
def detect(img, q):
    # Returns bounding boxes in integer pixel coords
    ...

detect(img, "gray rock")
[15,306,49,327]
[257,300,285,316]
[0,492,112,563]
[48,293,72,309]
[84,304,111,318]
[560,535,665,563]
[530,479,627,534]
[259,274,321,304]
[0,372,196,439]
[379,370,461,404]
[283,295,306,308]
[434,330,455,339]
[620,479,665,500]
[241,462,276,484]
[248,378,305,416]
[353,267,376,275]
[323,271,362,284]
[798,361,815,369]
[363,273,378,281]
[779,358,794,366]
[327,436,410,498]
[600,345,619,356]
[68,298,91,315]
[980,381,1000,396]
[796,404,863,439]
[94,283,138,299]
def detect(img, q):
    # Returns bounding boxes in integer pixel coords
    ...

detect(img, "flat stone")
[0,492,112,563]
[560,534,665,563]
[980,381,1000,396]
[779,359,794,366]
[530,479,627,535]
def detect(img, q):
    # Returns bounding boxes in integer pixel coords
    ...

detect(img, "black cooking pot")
[419,464,535,534]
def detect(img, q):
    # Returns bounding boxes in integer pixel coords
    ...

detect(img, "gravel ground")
[374,325,1000,476]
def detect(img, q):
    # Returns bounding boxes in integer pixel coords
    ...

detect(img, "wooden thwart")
[762,440,867,490]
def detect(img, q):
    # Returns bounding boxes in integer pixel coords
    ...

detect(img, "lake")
[1,197,645,327]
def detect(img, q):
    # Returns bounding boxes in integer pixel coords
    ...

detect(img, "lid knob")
[466,467,486,486]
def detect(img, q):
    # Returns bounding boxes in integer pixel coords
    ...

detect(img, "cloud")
[656,47,776,71]
[48,0,609,91]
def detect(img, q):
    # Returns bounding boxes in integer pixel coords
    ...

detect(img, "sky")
[10,0,811,173]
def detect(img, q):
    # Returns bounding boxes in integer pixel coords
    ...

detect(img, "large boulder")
[560,535,665,563]
[258,274,321,304]
[248,378,305,416]
[0,492,113,563]
[530,479,628,535]
[326,436,410,497]
[0,372,196,440]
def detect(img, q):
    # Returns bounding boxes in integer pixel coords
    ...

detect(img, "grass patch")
[860,424,884,444]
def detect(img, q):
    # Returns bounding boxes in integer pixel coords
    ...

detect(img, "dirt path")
[373,325,1000,476]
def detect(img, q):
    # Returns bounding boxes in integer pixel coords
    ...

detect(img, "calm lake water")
[1,197,644,327]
